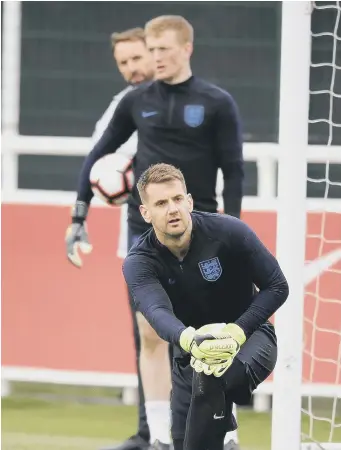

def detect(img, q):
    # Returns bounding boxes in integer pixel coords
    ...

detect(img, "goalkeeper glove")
[179,323,246,362]
[65,201,92,268]
[190,356,233,378]
[187,323,245,377]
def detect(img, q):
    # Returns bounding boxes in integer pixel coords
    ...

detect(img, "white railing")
[2,134,341,210]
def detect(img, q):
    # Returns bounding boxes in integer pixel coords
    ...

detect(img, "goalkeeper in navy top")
[123,164,289,450]
[74,67,242,228]
[66,15,243,241]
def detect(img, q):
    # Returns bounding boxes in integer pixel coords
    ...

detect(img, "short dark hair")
[137,163,187,200]
[111,27,145,51]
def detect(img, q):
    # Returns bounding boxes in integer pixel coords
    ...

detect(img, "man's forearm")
[76,90,136,204]
[130,283,187,345]
[143,305,187,346]
[77,127,123,203]
[235,273,289,338]
[223,169,243,218]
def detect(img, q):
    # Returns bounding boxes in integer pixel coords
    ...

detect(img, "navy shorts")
[170,325,277,440]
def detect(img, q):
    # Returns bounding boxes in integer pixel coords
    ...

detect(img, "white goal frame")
[271,2,311,450]
[272,2,341,450]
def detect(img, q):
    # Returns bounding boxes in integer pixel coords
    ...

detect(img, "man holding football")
[66,16,243,450]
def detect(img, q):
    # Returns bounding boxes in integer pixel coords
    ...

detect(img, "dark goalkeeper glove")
[65,201,92,268]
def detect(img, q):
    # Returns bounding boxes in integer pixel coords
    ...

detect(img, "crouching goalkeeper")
[122,163,289,450]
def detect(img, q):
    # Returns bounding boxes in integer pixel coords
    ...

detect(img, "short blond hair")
[137,163,187,200]
[111,27,145,50]
[144,15,194,44]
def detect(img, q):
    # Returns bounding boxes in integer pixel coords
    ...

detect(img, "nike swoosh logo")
[213,413,225,420]
[142,111,158,118]
[304,248,341,286]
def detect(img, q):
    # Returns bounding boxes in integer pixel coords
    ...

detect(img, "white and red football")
[89,153,134,206]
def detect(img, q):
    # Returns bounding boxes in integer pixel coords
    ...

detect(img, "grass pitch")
[2,393,341,450]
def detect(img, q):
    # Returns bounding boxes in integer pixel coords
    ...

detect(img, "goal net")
[301,1,341,449]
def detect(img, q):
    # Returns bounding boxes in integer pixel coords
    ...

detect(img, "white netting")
[302,2,341,448]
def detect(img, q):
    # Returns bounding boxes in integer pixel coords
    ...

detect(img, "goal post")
[271,2,312,450]
[272,2,341,450]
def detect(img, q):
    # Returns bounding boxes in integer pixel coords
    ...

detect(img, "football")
[89,153,134,205]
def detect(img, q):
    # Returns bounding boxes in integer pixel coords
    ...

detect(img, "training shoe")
[224,440,241,450]
[149,440,172,450]
[100,435,149,450]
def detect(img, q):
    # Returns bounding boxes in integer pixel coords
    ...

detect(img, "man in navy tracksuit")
[122,163,288,450]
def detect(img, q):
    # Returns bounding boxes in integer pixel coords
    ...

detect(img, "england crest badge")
[184,105,205,128]
[198,257,222,282]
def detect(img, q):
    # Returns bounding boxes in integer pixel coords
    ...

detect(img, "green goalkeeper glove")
[190,356,233,378]
[65,201,93,268]
[179,322,246,362]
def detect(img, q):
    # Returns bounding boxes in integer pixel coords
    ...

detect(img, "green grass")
[2,395,341,450]
[9,382,122,401]
[2,397,136,439]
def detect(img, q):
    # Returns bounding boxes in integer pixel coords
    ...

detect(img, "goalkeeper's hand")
[65,201,93,268]
[179,322,246,362]
[190,356,233,378]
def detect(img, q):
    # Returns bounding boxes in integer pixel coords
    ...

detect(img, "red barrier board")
[2,204,340,385]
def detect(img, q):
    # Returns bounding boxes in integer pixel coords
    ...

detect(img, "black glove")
[65,201,92,268]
